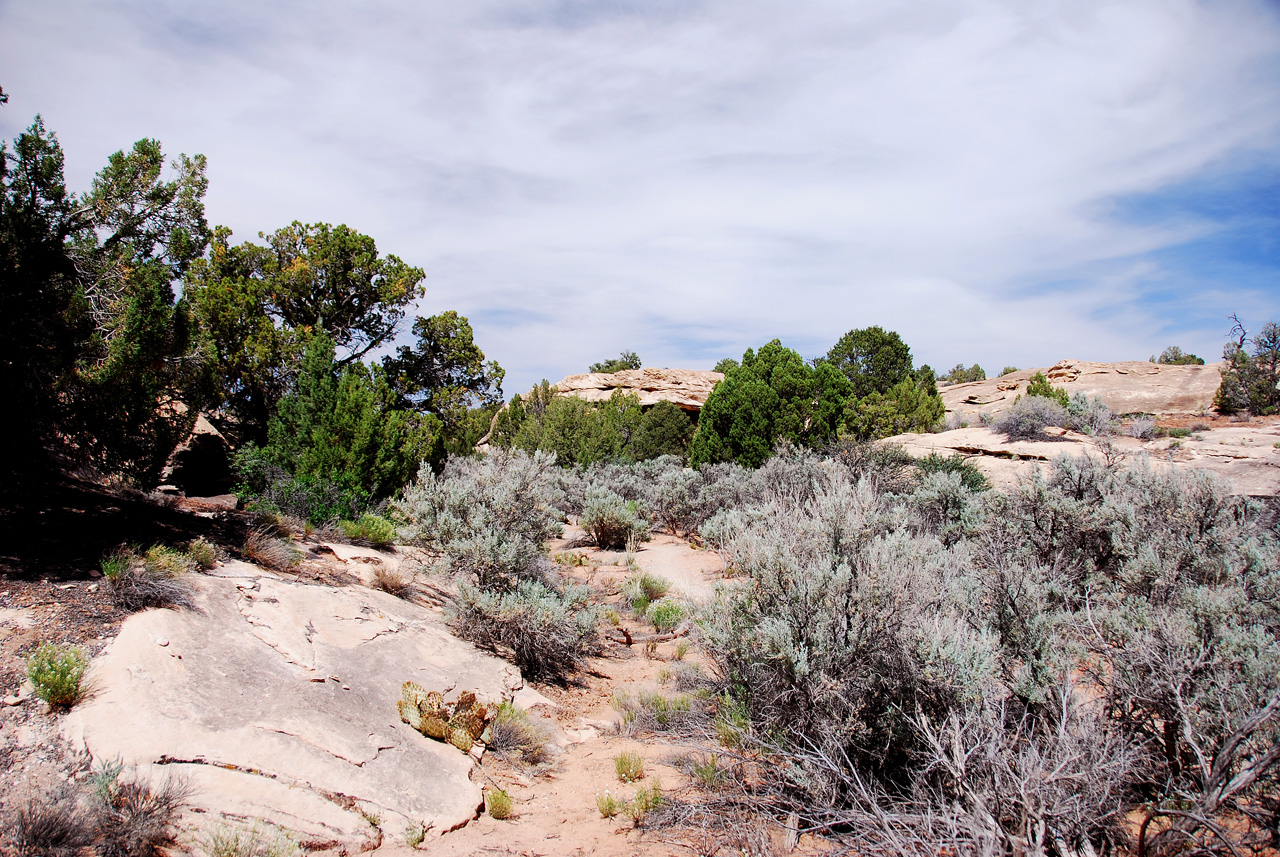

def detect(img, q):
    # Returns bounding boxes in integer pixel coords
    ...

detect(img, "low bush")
[485,788,513,820]
[202,823,300,857]
[488,702,553,765]
[622,570,671,615]
[581,486,650,550]
[447,580,600,681]
[614,750,645,783]
[1066,391,1115,436]
[993,395,1067,439]
[914,451,989,492]
[1127,416,1156,439]
[185,538,218,570]
[337,513,398,549]
[5,785,95,855]
[646,598,684,633]
[1024,370,1070,408]
[26,642,88,707]
[243,529,301,571]
[95,766,188,857]
[369,563,414,597]
[101,546,197,612]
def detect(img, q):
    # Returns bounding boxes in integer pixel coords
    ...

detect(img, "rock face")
[941,360,1223,420]
[61,560,525,849]
[884,422,1280,497]
[554,367,724,411]
[160,413,234,496]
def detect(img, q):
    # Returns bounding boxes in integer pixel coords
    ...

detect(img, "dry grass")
[243,529,300,571]
[6,786,95,855]
[487,702,553,765]
[370,563,414,597]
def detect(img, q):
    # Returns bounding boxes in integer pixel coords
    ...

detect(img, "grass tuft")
[26,642,88,707]
[614,750,645,783]
[486,788,513,820]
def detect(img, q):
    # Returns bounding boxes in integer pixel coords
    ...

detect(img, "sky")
[3,0,1280,395]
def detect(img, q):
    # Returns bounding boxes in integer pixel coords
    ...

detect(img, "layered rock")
[61,559,527,849]
[554,367,724,411]
[941,360,1223,420]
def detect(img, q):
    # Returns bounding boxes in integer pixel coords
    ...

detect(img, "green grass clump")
[595,790,623,818]
[486,788,513,820]
[101,548,133,581]
[624,780,662,826]
[26,643,88,707]
[623,571,671,615]
[645,598,684,633]
[337,514,398,549]
[185,538,218,570]
[614,750,645,783]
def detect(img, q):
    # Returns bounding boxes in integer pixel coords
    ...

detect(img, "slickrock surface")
[942,360,1223,420]
[60,559,525,850]
[884,421,1280,496]
[554,367,724,411]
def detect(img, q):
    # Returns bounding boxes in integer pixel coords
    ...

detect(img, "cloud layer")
[4,0,1280,392]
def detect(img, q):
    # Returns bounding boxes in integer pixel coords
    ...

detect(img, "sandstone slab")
[941,360,1223,420]
[554,367,724,411]
[61,563,526,849]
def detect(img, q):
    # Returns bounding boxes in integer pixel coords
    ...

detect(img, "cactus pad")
[448,727,474,753]
[396,683,494,753]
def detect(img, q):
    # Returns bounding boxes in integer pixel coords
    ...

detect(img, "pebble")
[87,583,99,593]
[156,637,169,647]
[3,695,21,706]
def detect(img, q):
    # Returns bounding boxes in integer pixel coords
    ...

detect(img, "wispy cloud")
[3,0,1279,391]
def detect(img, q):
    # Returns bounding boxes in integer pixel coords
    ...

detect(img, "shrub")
[143,545,193,578]
[993,395,1067,439]
[1024,371,1070,408]
[581,486,650,550]
[185,538,218,570]
[1000,365,1018,376]
[940,363,986,385]
[590,350,641,374]
[202,823,300,857]
[614,750,645,783]
[337,513,398,549]
[488,702,553,765]
[841,374,945,440]
[447,580,600,681]
[915,451,989,492]
[1127,416,1156,439]
[243,529,301,571]
[5,786,95,855]
[1152,345,1205,365]
[485,788,513,820]
[95,768,188,857]
[1065,392,1115,436]
[623,571,671,615]
[369,563,414,597]
[646,598,684,633]
[26,643,88,707]
[233,447,369,527]
[1216,317,1280,415]
[596,791,623,818]
[624,781,662,826]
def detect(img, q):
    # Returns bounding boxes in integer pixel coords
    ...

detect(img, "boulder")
[61,561,526,849]
[941,360,1223,421]
[554,367,724,411]
[160,413,234,496]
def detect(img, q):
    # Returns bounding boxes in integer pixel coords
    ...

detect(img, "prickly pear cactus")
[397,683,494,754]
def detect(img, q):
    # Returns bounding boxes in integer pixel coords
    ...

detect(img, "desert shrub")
[202,823,300,857]
[233,448,369,526]
[914,452,989,492]
[369,563,414,597]
[447,580,600,681]
[624,781,663,826]
[26,643,88,707]
[6,785,95,856]
[614,750,645,783]
[485,788,514,820]
[940,363,986,385]
[825,439,919,494]
[101,545,196,611]
[185,538,218,570]
[909,470,984,545]
[1000,365,1018,376]
[1127,416,1156,439]
[243,529,300,571]
[1024,371,1070,408]
[395,449,564,589]
[94,767,188,857]
[337,513,398,548]
[992,394,1067,439]
[488,702,553,765]
[596,791,624,818]
[646,598,685,633]
[1152,344,1205,365]
[581,486,650,550]
[623,571,671,615]
[1065,391,1115,436]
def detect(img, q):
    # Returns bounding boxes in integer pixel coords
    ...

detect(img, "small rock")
[156,637,169,647]
[89,569,102,579]
[58,583,76,590]
[342,685,351,691]
[3,695,22,706]
[469,743,485,761]
[88,583,99,593]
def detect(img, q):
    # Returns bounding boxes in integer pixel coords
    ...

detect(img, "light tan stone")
[554,367,724,411]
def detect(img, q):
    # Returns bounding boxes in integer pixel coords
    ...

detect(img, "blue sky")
[3,0,1280,395]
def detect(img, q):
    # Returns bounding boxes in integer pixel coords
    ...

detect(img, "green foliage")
[629,400,697,460]
[1216,316,1280,415]
[646,597,685,633]
[596,790,623,818]
[915,452,989,492]
[1,117,209,485]
[581,487,650,550]
[26,642,88,707]
[824,326,914,399]
[841,374,945,440]
[691,340,852,467]
[1152,345,1205,365]
[614,751,645,783]
[590,350,641,373]
[1000,365,1019,376]
[381,310,504,432]
[486,788,513,820]
[940,363,986,385]
[185,538,218,570]
[623,570,672,615]
[1024,371,1070,408]
[105,546,196,611]
[337,514,398,549]
[185,221,425,441]
[447,580,601,681]
[712,357,739,375]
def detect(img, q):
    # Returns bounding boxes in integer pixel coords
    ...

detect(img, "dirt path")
[400,529,726,857]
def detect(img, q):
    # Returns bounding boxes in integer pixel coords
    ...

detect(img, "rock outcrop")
[61,558,527,849]
[884,422,1280,496]
[941,360,1223,420]
[554,367,724,411]
[159,413,234,496]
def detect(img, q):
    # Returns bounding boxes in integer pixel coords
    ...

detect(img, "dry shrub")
[243,528,300,571]
[201,823,300,857]
[96,774,188,857]
[487,701,553,765]
[104,547,195,612]
[6,785,95,856]
[370,563,413,597]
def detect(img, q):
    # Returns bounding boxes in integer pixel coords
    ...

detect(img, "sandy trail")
[390,528,725,857]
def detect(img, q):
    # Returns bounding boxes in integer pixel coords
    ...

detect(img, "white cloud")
[3,0,1279,391]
